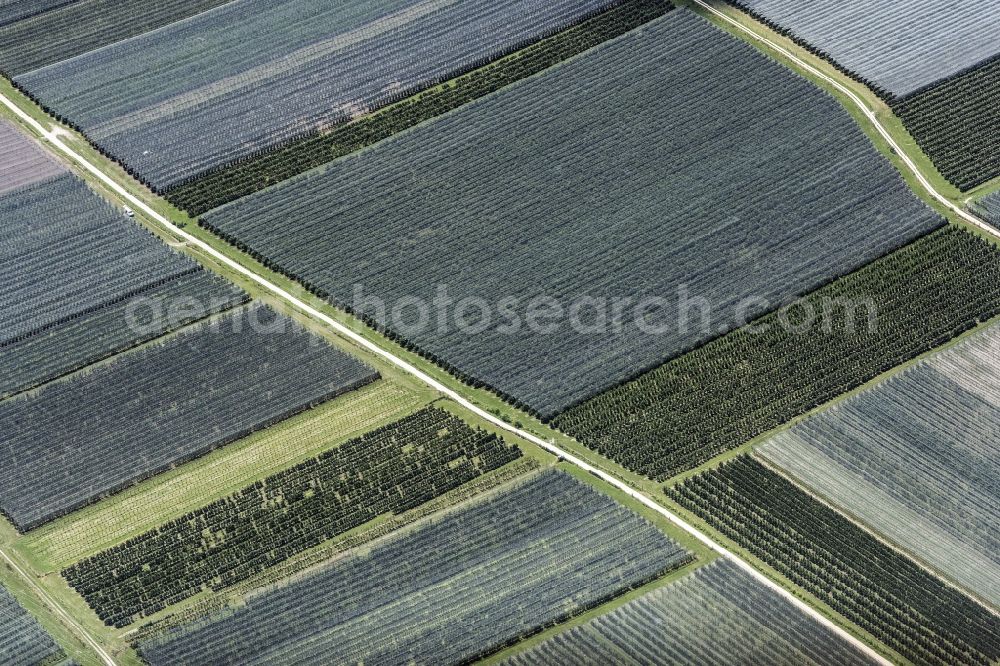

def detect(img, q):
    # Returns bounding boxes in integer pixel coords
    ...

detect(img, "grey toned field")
[0,584,67,666]
[139,470,690,665]
[1,174,202,343]
[206,10,939,418]
[0,305,378,530]
[0,269,247,398]
[0,169,246,396]
[16,0,617,187]
[0,0,71,28]
[760,323,1000,606]
[0,0,233,75]
[65,406,521,627]
[0,119,64,194]
[975,191,1000,227]
[505,559,874,666]
[732,0,1000,96]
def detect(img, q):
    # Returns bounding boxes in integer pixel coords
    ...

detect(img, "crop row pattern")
[202,10,939,419]
[554,227,1000,480]
[669,456,1000,666]
[139,470,691,664]
[504,559,873,666]
[0,304,378,531]
[165,0,673,215]
[14,0,623,189]
[0,584,67,666]
[0,0,233,75]
[65,406,522,627]
[892,56,1000,192]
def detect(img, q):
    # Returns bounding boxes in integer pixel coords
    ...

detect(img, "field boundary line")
[693,0,1000,618]
[690,0,999,240]
[0,547,116,666]
[754,454,1000,617]
[0,90,890,666]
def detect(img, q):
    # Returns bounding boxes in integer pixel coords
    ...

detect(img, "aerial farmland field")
[503,559,874,665]
[203,10,940,419]
[0,0,998,664]
[18,380,429,571]
[670,456,1000,666]
[66,407,523,626]
[0,0,72,28]
[759,322,1000,606]
[0,118,247,398]
[892,58,1000,191]
[555,226,1000,479]
[726,0,1000,190]
[0,584,73,665]
[974,190,1000,227]
[0,119,62,192]
[0,305,378,530]
[165,0,673,214]
[725,0,1000,98]
[136,470,692,665]
[0,0,234,75]
[12,0,626,189]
